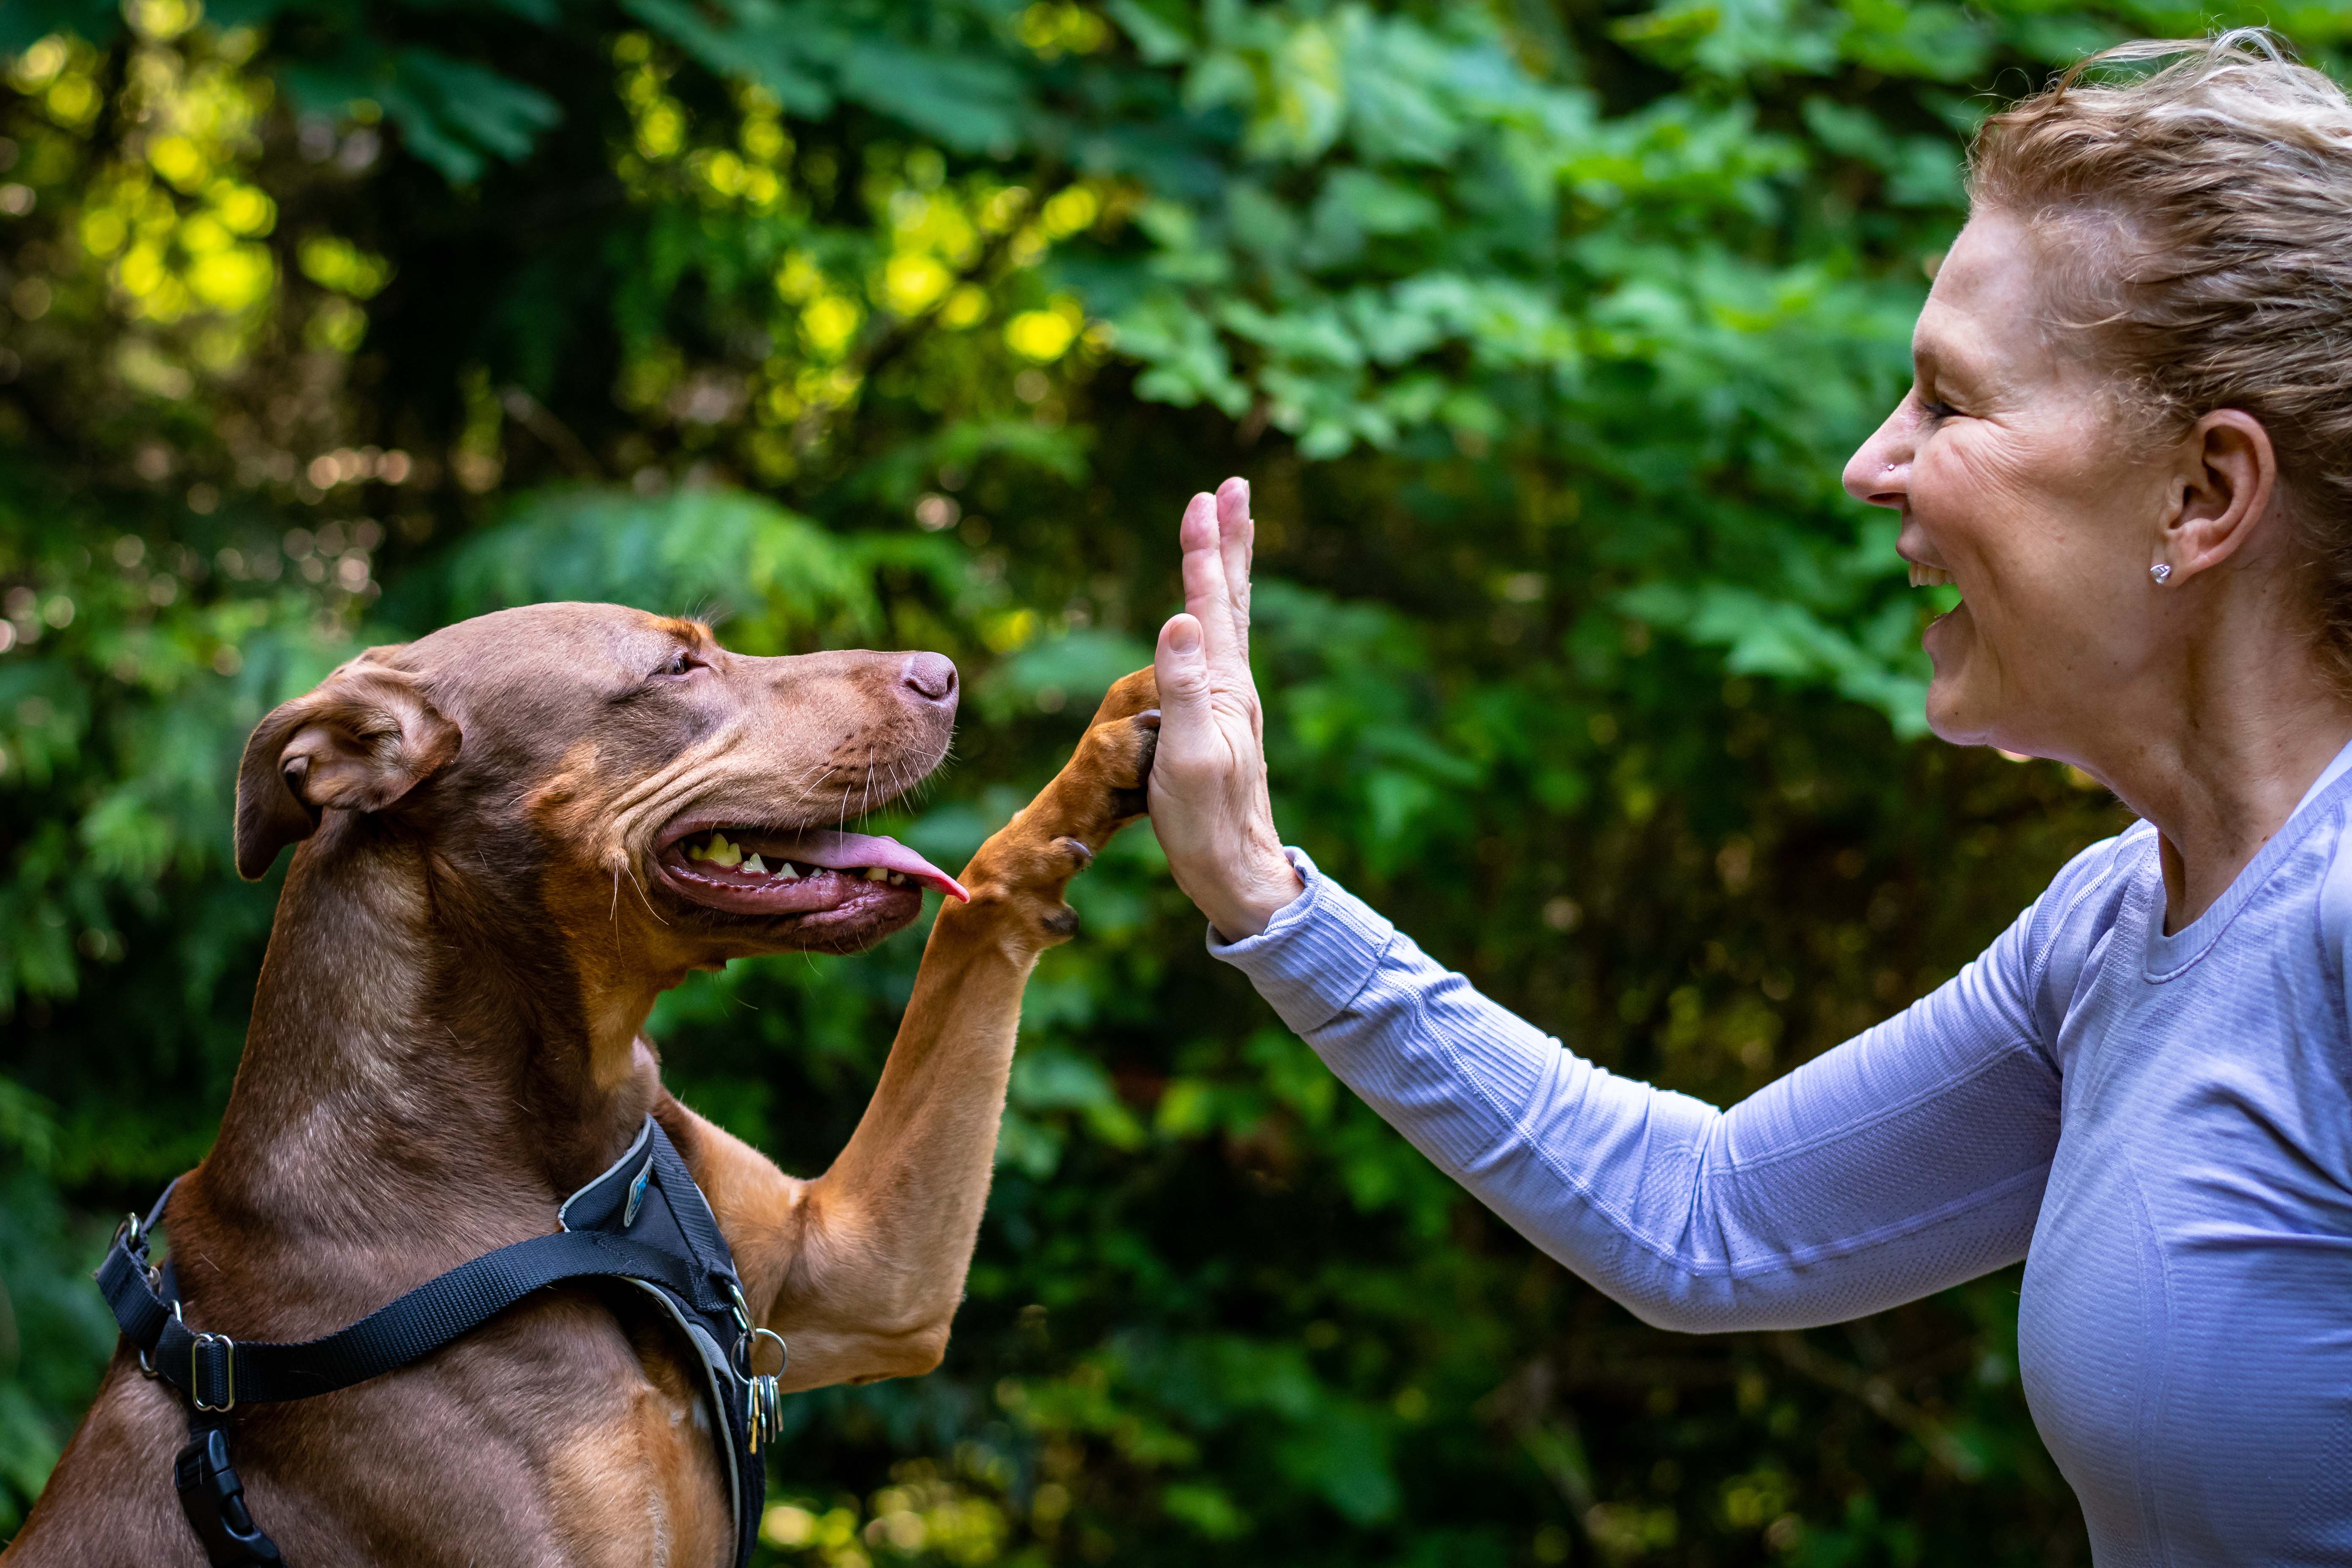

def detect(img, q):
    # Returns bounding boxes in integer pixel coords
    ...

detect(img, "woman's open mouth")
[654,825,968,923]
[1905,557,1963,647]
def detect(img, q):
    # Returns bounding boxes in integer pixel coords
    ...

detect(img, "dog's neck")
[201,818,663,1245]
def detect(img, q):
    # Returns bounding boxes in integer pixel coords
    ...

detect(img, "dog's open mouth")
[654,825,969,925]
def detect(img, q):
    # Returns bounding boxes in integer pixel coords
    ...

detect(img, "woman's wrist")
[1198,838,1304,942]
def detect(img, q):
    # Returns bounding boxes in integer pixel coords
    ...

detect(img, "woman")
[1145,35,2352,1565]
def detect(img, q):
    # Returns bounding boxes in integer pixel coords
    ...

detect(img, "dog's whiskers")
[780,759,838,817]
[622,859,666,926]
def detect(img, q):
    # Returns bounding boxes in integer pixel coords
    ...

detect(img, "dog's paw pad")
[1128,712,1160,778]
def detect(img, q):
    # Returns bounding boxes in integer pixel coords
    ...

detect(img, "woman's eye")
[1919,395,1959,422]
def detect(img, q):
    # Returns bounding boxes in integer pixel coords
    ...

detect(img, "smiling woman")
[1142,33,2352,1568]
[1846,31,2352,924]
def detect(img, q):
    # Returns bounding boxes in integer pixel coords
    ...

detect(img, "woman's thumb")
[1156,613,1211,712]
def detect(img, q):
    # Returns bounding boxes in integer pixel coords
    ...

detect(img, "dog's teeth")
[685,840,708,861]
[776,863,800,880]
[742,854,767,874]
[889,872,906,886]
[865,866,889,882]
[705,832,742,868]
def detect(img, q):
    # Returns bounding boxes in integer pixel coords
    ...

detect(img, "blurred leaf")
[443,487,887,653]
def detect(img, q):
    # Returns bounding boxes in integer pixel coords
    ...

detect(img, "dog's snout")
[900,652,958,705]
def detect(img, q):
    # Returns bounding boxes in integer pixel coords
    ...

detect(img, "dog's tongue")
[768,830,968,903]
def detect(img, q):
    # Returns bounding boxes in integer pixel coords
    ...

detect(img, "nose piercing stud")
[2149,564,2173,585]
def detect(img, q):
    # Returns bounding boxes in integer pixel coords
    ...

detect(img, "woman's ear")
[234,651,459,880]
[2160,409,2279,581]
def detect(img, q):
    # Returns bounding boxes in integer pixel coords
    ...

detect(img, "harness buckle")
[191,1332,237,1413]
[174,1426,284,1565]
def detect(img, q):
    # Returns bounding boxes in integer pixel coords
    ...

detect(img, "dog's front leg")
[667,670,1159,1389]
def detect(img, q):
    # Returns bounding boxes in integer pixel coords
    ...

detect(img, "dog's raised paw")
[1097,710,1158,819]
[1065,673,1159,828]
[952,668,1162,951]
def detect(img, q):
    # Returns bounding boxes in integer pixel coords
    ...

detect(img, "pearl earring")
[2149,563,2172,585]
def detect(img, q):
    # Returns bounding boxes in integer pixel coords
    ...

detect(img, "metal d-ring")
[139,1299,183,1381]
[728,1305,789,1456]
[725,1283,788,1451]
[749,1327,787,1379]
[726,1289,789,1372]
[732,1325,787,1380]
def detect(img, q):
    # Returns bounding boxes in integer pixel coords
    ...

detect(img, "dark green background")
[5,2,2340,1563]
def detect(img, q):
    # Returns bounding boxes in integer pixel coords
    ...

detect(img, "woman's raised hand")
[1149,477,1305,940]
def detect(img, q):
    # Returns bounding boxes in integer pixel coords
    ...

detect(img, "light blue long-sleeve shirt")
[1212,749,2352,1566]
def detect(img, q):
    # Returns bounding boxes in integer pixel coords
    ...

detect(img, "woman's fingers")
[1177,490,1241,671]
[1214,476,1254,640]
[1151,478,1300,941]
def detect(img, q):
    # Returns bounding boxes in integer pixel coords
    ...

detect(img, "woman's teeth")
[681,830,908,886]
[1909,562,1955,588]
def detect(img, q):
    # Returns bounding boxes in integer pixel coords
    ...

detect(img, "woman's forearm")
[1144,478,2062,1324]
[1213,852,2063,1331]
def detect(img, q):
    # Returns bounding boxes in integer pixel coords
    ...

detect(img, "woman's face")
[1843,211,2171,758]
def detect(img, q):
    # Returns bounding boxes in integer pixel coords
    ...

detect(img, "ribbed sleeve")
[1212,848,2069,1332]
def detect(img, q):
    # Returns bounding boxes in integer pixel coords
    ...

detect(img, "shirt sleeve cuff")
[1207,847,1396,1035]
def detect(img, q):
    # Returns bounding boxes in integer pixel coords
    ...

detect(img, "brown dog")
[2,602,1159,1566]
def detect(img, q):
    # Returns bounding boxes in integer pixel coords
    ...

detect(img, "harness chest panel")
[559,1115,775,1565]
[97,1115,777,1568]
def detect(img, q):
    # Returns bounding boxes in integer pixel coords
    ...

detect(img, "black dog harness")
[95,1115,782,1566]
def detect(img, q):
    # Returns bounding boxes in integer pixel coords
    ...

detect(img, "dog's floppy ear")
[234,649,459,880]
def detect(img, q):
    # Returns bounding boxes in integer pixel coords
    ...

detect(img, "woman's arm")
[1212,851,2064,1331]
[1146,478,2068,1331]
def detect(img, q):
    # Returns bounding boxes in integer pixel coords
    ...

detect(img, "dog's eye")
[656,648,706,678]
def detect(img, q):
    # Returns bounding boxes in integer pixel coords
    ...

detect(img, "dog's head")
[234,602,964,962]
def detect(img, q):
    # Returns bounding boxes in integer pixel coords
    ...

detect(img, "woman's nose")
[1842,412,1912,508]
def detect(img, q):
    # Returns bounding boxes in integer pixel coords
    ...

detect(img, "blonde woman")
[1147,36,2352,1563]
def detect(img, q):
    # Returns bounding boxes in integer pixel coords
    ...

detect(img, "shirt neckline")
[2141,736,2352,982]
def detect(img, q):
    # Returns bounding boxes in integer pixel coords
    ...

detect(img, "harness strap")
[98,1115,772,1568]
[101,1228,709,1407]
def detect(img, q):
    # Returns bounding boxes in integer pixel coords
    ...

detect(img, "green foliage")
[5,0,2339,1560]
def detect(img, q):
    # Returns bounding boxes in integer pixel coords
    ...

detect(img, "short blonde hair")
[1969,31,2352,680]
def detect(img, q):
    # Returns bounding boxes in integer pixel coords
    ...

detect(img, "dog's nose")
[900,652,958,705]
